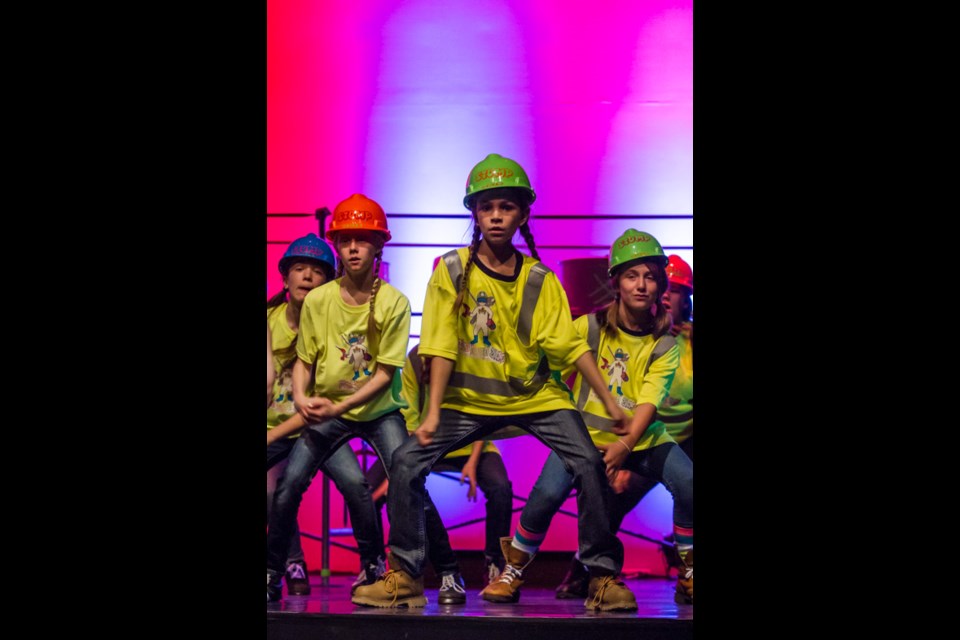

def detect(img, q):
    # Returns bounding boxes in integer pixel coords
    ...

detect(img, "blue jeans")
[267,411,452,575]
[606,436,695,531]
[366,448,513,567]
[521,442,693,540]
[267,435,385,569]
[386,409,623,578]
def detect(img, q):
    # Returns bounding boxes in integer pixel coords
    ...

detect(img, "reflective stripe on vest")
[442,250,552,398]
[659,410,693,423]
[408,344,426,414]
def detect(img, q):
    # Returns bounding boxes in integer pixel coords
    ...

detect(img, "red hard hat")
[326,194,391,242]
[665,255,693,293]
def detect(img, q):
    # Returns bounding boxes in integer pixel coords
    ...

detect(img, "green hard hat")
[463,153,537,209]
[608,229,668,276]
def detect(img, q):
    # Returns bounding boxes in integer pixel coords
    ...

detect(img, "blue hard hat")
[279,233,336,279]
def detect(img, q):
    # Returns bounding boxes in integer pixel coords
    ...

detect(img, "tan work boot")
[351,554,427,608]
[675,547,693,604]
[584,575,638,611]
[480,537,536,603]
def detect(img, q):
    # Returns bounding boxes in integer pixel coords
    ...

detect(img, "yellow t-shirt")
[418,248,589,415]
[658,329,692,444]
[296,279,410,422]
[567,315,680,451]
[267,303,301,431]
[401,347,498,458]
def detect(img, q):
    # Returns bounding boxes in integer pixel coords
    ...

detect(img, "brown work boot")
[584,575,638,611]
[351,554,427,608]
[555,556,589,599]
[480,537,536,603]
[675,547,693,605]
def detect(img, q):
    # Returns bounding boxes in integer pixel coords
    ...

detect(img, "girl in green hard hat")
[510,229,694,606]
[352,153,639,612]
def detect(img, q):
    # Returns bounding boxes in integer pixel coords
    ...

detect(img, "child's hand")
[414,414,439,446]
[606,403,629,435]
[460,460,479,502]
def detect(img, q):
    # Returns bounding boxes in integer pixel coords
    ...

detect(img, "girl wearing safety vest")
[363,341,515,595]
[352,153,638,611]
[498,230,694,606]
[554,253,695,601]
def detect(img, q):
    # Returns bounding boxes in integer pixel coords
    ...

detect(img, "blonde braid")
[367,254,382,352]
[452,224,482,314]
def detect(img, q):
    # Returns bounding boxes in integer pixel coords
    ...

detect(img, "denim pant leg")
[518,410,624,576]
[319,442,384,568]
[386,410,494,577]
[354,411,465,573]
[266,438,304,565]
[476,452,513,560]
[366,438,460,576]
[422,486,460,576]
[266,418,356,574]
[623,442,693,529]
[517,450,575,536]
[266,436,323,573]
[421,457,471,577]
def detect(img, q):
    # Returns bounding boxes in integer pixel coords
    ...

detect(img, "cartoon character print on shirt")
[593,345,637,411]
[457,289,506,363]
[337,332,373,382]
[601,347,630,396]
[469,291,496,346]
[270,364,296,414]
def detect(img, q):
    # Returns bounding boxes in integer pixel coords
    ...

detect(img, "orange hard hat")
[665,254,693,293]
[326,194,391,242]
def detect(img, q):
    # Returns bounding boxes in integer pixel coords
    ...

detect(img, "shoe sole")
[481,591,520,603]
[583,599,639,612]
[437,596,466,605]
[555,590,587,600]
[351,595,428,608]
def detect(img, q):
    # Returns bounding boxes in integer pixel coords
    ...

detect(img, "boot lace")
[493,563,523,586]
[440,574,465,594]
[589,575,621,608]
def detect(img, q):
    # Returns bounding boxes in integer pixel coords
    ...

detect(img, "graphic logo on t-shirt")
[468,290,496,346]
[458,289,506,362]
[270,366,296,413]
[601,347,631,396]
[337,332,372,381]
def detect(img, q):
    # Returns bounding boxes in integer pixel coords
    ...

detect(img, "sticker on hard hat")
[616,233,652,249]
[295,245,324,257]
[475,168,515,182]
[334,209,377,223]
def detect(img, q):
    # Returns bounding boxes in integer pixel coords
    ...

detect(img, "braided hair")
[334,239,384,353]
[454,187,537,312]
[452,224,482,314]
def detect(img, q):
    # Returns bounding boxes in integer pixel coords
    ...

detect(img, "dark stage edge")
[267,574,692,640]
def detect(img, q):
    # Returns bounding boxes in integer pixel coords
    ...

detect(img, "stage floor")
[267,573,692,618]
